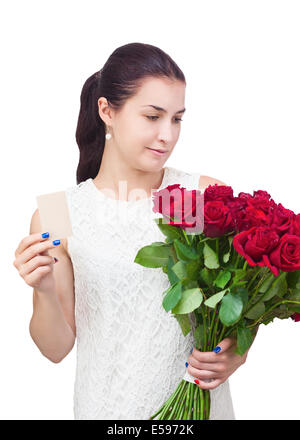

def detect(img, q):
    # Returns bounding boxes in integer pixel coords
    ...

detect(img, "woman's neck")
[93,162,165,200]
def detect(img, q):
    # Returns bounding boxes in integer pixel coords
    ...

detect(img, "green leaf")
[203,242,219,269]
[199,267,214,287]
[154,218,183,240]
[287,305,300,313]
[162,281,182,312]
[235,326,253,355]
[134,243,172,268]
[182,279,199,289]
[262,272,288,301]
[213,270,231,289]
[235,287,249,309]
[289,288,300,301]
[173,313,191,336]
[286,271,300,289]
[245,300,265,320]
[172,288,203,314]
[223,236,233,263]
[234,281,249,288]
[204,289,228,308]
[186,260,200,281]
[151,241,168,246]
[259,273,275,293]
[167,256,179,285]
[232,269,247,284]
[173,239,199,262]
[193,324,205,350]
[171,261,187,280]
[197,240,204,255]
[219,291,244,326]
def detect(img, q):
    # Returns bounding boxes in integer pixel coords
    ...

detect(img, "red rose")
[230,190,276,233]
[226,197,249,232]
[266,234,300,274]
[251,190,277,210]
[243,205,271,228]
[152,184,181,214]
[291,214,300,236]
[238,191,254,201]
[268,203,295,237]
[204,184,234,203]
[203,200,235,238]
[291,313,300,322]
[233,226,280,275]
[152,184,204,232]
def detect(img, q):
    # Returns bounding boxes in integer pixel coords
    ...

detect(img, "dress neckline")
[86,166,169,205]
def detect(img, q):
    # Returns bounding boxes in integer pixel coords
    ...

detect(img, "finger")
[24,265,52,287]
[195,377,223,390]
[14,232,50,258]
[213,337,236,354]
[192,348,223,363]
[187,364,221,380]
[16,239,61,267]
[19,255,56,277]
[188,356,221,373]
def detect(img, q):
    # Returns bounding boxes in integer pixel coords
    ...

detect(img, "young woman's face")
[113,76,186,172]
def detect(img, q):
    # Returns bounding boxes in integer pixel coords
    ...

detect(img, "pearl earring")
[105,128,111,140]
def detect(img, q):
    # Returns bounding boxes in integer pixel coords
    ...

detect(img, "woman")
[13,42,251,420]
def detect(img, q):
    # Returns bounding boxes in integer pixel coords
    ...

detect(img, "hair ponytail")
[75,42,186,184]
[75,71,105,184]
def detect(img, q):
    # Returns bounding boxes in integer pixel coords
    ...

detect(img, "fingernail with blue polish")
[213,346,221,353]
[53,240,61,246]
[190,348,193,354]
[41,232,49,238]
[185,362,188,367]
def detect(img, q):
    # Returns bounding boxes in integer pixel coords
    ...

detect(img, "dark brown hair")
[75,42,186,184]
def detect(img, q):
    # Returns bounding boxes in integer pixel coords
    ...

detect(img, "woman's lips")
[146,147,167,156]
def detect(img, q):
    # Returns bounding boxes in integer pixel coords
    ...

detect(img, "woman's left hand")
[187,337,249,390]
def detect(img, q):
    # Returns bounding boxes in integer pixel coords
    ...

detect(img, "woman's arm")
[28,209,76,363]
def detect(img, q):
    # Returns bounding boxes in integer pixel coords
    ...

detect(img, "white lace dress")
[65,165,236,420]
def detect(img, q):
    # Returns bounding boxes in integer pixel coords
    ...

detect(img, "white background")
[1,0,299,420]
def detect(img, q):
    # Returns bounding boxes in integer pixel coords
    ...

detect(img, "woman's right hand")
[13,232,61,295]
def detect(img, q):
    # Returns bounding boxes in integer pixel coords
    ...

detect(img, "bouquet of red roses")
[134,183,300,420]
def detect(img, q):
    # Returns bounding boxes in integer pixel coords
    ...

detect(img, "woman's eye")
[146,116,183,123]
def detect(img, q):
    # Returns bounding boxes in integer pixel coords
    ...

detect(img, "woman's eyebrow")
[141,105,186,114]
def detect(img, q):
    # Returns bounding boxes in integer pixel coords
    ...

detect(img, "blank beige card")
[36,191,73,241]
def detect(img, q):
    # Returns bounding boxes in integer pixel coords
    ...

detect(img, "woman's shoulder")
[198,175,227,190]
[65,178,92,201]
